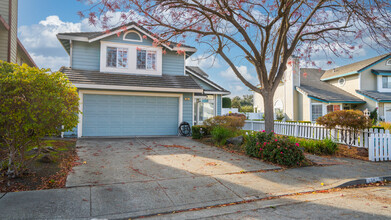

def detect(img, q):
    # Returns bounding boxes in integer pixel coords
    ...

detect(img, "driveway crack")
[156,181,176,206]
[212,177,244,200]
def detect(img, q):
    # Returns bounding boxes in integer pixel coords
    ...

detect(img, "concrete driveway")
[67,137,279,188]
[64,137,280,217]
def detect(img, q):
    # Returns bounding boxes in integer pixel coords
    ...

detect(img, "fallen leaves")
[205,162,218,166]
[159,144,191,150]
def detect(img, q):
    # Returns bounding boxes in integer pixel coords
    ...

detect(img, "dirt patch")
[335,144,369,161]
[0,138,79,192]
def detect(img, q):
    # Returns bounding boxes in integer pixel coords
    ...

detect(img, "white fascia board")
[204,91,231,95]
[57,34,89,42]
[173,46,197,52]
[74,83,203,93]
[186,68,223,91]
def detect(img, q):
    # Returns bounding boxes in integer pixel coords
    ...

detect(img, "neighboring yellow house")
[0,0,35,67]
[254,54,391,122]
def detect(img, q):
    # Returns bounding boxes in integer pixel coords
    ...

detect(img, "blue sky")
[17,0,385,97]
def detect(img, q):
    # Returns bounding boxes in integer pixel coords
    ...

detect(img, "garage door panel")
[82,94,179,136]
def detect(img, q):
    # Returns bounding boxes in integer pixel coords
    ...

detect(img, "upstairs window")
[137,50,156,70]
[386,59,391,66]
[382,76,391,88]
[106,47,128,68]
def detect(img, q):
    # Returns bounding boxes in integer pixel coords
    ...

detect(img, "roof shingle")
[61,67,203,92]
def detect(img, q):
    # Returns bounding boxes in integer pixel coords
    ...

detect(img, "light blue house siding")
[183,93,193,125]
[72,41,100,71]
[162,51,185,75]
[71,30,185,75]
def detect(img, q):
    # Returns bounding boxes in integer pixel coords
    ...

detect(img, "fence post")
[294,123,298,137]
[251,120,254,131]
[369,133,374,161]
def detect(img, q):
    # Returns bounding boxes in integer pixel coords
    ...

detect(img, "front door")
[194,96,215,125]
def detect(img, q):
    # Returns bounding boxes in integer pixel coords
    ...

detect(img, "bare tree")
[79,0,391,132]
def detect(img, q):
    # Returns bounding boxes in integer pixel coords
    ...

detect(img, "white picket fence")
[369,133,391,161]
[243,120,391,161]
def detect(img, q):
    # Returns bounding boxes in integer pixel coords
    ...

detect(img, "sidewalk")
[0,157,390,219]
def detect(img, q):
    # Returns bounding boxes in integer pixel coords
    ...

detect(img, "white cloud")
[30,54,69,71]
[186,55,221,69]
[220,65,254,82]
[19,16,82,51]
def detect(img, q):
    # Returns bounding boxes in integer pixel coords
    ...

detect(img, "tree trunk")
[262,92,274,133]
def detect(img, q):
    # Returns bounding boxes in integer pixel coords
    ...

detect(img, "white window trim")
[100,41,162,75]
[386,59,391,66]
[106,47,128,68]
[310,102,323,122]
[123,30,142,42]
[77,90,183,138]
[136,49,157,71]
[377,75,391,92]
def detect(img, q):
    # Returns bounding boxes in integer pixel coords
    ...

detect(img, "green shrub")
[260,137,305,167]
[245,130,274,157]
[211,126,233,146]
[240,105,254,113]
[222,97,231,108]
[372,126,384,130]
[0,61,80,177]
[192,125,210,139]
[370,108,378,125]
[203,115,245,132]
[289,137,338,155]
[245,131,305,167]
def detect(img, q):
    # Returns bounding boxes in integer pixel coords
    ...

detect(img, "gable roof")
[320,54,391,81]
[297,68,365,103]
[57,22,196,54]
[60,67,203,93]
[185,66,230,95]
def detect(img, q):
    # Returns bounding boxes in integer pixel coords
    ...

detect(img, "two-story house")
[0,0,35,66]
[57,22,229,137]
[254,53,391,122]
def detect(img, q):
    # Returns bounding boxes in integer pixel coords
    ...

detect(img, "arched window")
[123,30,142,42]
[386,59,391,66]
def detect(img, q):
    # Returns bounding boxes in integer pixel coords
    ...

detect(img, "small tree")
[316,110,371,148]
[231,96,241,109]
[222,97,231,108]
[0,62,80,177]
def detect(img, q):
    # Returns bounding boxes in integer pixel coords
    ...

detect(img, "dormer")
[56,22,197,76]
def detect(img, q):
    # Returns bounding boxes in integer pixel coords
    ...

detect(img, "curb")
[336,176,391,188]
